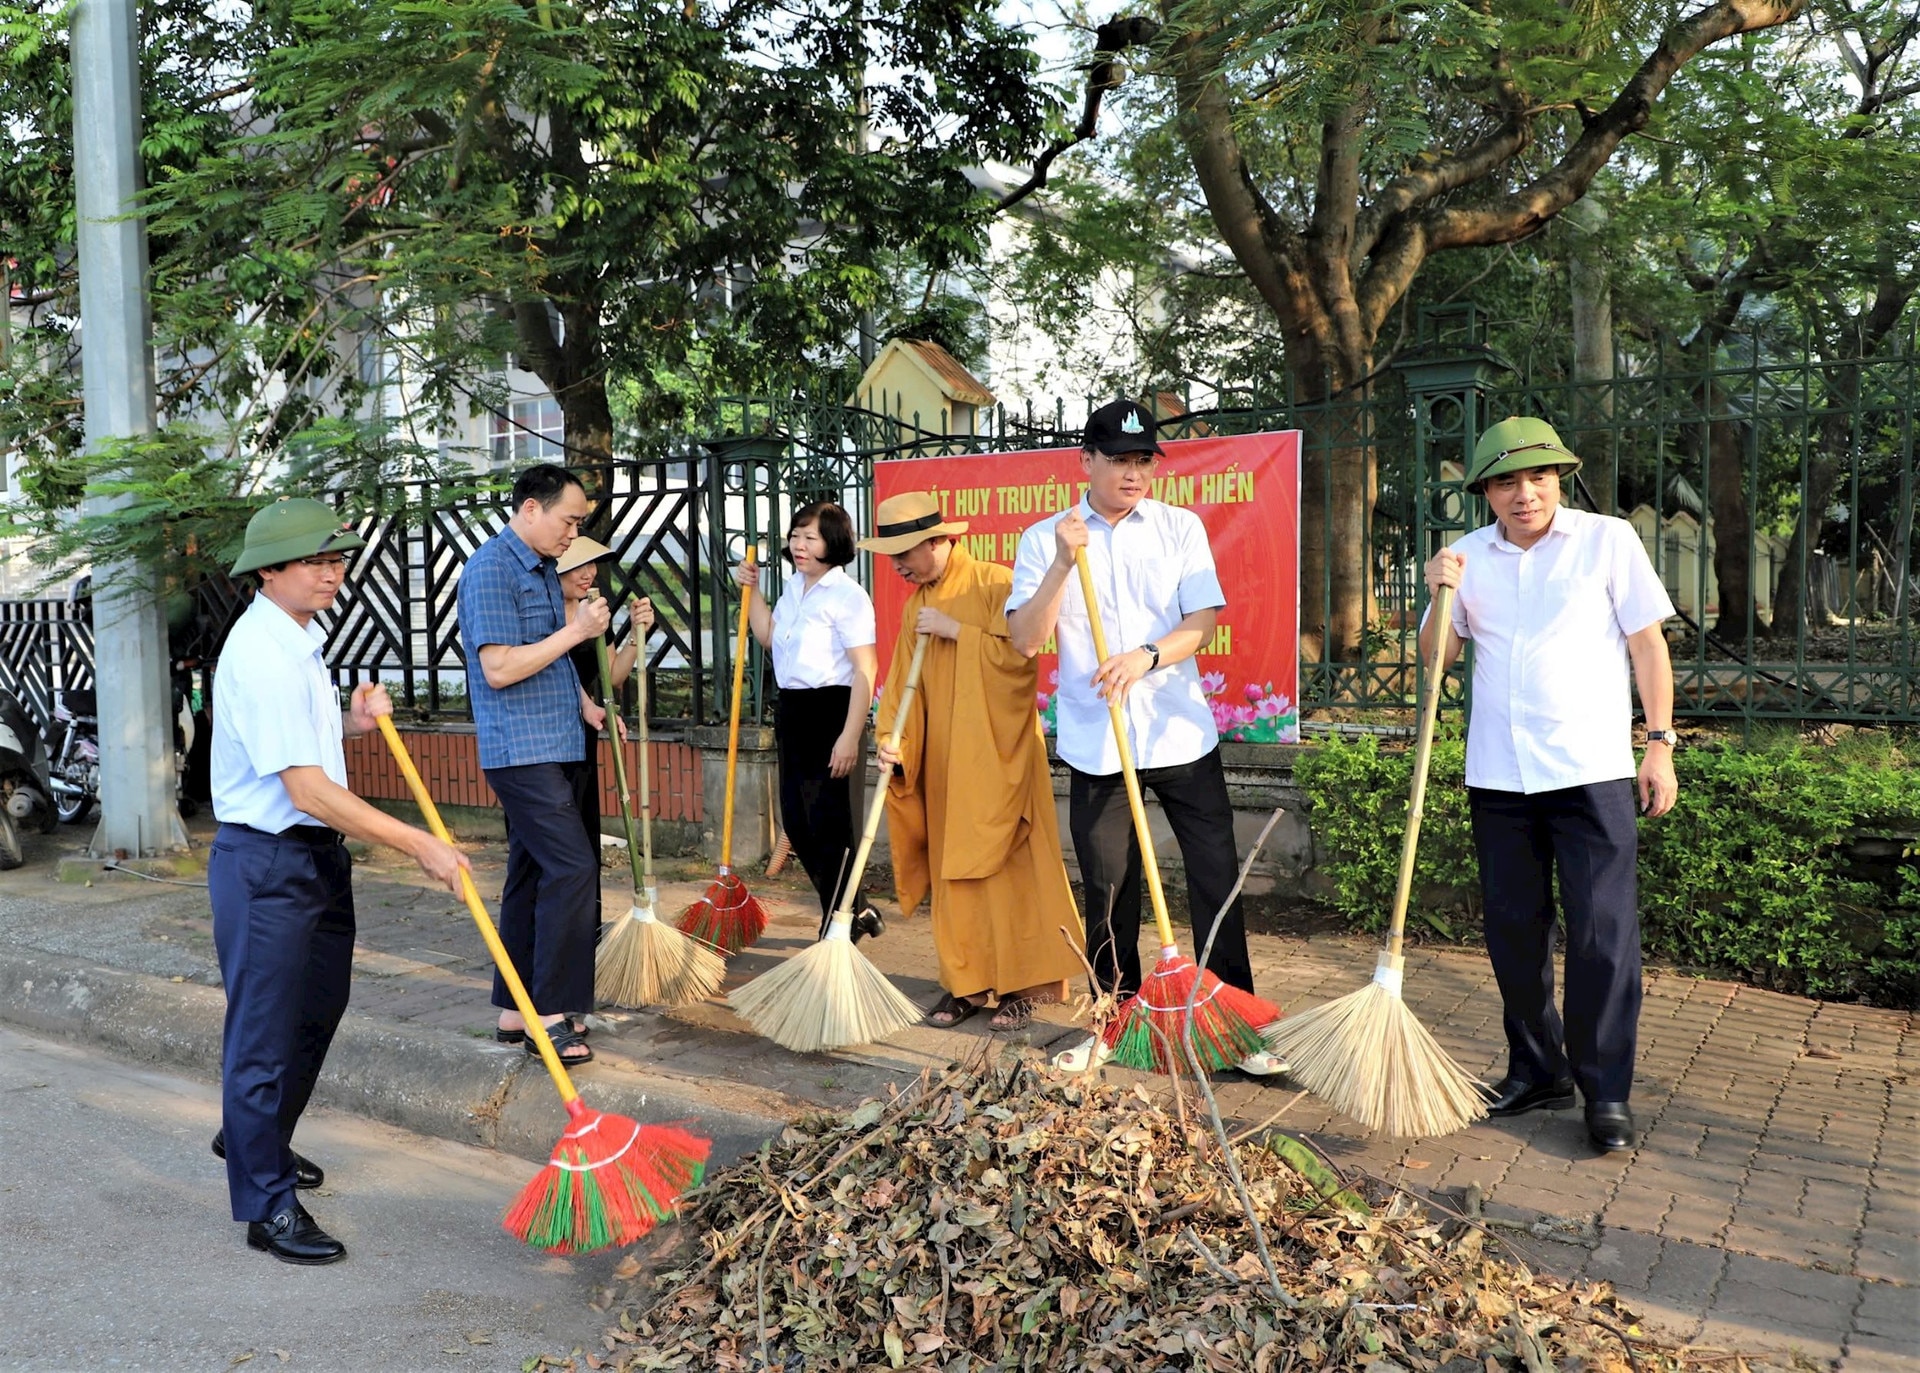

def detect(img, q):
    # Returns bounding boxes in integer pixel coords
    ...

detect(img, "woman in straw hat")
[732,502,881,937]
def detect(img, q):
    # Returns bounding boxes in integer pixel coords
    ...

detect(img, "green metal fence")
[699,309,1917,730]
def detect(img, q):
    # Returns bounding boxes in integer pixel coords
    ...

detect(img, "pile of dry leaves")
[598,1052,1662,1372]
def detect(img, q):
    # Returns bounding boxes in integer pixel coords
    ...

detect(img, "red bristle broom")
[375,716,710,1253]
[679,541,768,953]
[1073,547,1282,1074]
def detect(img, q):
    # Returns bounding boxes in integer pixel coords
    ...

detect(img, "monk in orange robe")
[859,492,1086,1029]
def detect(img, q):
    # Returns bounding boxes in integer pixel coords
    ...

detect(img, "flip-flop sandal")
[989,996,1036,1031]
[925,993,982,1027]
[496,1017,588,1045]
[526,1022,594,1065]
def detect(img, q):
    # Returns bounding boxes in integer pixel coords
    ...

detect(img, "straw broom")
[726,633,929,1053]
[593,624,725,1008]
[1074,548,1281,1073]
[375,716,709,1252]
[1262,585,1488,1137]
[679,542,769,953]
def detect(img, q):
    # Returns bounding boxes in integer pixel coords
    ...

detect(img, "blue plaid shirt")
[458,526,585,770]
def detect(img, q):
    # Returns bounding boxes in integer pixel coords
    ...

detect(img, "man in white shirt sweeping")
[1007,398,1286,1077]
[1422,416,1678,1154]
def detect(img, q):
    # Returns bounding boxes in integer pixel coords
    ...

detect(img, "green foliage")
[0,0,1060,590]
[1298,733,1920,1006]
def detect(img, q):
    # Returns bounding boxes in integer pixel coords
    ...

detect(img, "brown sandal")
[989,997,1035,1031]
[925,993,982,1027]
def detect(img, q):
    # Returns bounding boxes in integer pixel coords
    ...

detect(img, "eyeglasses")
[1097,453,1158,469]
[294,555,352,571]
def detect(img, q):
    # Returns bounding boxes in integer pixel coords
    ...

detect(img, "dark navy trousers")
[209,822,355,1222]
[488,761,598,1015]
[1469,779,1642,1104]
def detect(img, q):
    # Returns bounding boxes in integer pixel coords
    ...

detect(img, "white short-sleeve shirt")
[1443,505,1675,794]
[770,564,876,690]
[211,594,347,832]
[1008,495,1225,775]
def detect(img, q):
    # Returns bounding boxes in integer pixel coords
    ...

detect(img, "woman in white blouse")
[733,503,881,937]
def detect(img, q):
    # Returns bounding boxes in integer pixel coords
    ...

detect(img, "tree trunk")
[1565,198,1615,509]
[1770,405,1851,637]
[1705,412,1756,636]
[1284,343,1374,665]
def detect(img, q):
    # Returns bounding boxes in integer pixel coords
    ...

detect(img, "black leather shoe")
[851,907,885,943]
[1483,1075,1577,1117]
[1586,1101,1636,1153]
[246,1203,346,1265]
[212,1130,325,1190]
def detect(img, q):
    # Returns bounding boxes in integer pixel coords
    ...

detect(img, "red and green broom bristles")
[503,1100,711,1254]
[678,867,768,955]
[1101,947,1282,1074]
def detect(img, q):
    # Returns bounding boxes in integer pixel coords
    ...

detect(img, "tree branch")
[996,16,1160,213]
[1419,0,1806,256]
[1164,22,1315,349]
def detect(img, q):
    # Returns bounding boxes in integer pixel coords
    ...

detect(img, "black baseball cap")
[1082,398,1164,458]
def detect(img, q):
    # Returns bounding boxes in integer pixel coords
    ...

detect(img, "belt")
[225,821,341,845]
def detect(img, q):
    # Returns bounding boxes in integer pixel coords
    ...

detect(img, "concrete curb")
[0,946,790,1168]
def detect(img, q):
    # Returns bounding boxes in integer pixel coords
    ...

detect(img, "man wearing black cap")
[212,498,469,1263]
[1005,399,1285,1076]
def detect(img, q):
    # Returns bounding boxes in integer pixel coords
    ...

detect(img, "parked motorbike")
[0,688,58,869]
[45,682,197,825]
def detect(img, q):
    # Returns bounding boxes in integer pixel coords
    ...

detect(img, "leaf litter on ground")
[589,1046,1682,1372]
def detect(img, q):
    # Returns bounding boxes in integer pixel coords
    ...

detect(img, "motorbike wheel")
[0,812,22,870]
[56,789,94,825]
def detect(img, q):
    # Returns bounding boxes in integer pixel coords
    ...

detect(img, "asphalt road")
[0,1025,618,1372]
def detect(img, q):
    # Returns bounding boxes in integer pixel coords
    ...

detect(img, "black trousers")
[1069,746,1254,998]
[776,685,862,930]
[1469,779,1642,1104]
[209,823,354,1221]
[487,761,599,1017]
[564,723,604,932]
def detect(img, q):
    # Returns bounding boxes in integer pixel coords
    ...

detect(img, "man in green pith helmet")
[1420,416,1676,1155]
[210,497,469,1263]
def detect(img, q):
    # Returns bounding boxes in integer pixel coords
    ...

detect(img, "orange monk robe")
[876,544,1085,1002]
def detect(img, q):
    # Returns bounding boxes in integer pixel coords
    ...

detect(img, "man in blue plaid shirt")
[457,463,611,1065]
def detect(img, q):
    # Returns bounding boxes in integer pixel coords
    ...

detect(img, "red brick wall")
[343,728,704,823]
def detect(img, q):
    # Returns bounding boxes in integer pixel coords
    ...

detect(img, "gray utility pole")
[73,0,188,857]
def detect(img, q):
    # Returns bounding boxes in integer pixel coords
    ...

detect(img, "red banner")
[872,431,1301,744]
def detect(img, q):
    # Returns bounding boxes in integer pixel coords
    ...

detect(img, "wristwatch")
[1645,728,1679,747]
[1140,642,1162,670]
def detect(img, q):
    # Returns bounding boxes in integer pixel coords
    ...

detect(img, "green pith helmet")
[230,497,367,575]
[1465,416,1582,493]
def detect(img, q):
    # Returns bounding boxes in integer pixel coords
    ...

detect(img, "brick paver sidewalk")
[22,830,1916,1370]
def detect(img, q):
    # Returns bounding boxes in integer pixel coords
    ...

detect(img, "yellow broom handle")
[635,641,654,885]
[593,626,646,894]
[831,633,930,921]
[374,715,580,1106]
[719,544,758,866]
[1073,547,1177,950]
[1386,583,1454,958]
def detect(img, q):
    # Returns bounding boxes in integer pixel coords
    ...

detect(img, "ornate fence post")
[1392,305,1513,715]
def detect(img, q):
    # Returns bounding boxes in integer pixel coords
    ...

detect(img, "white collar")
[251,591,327,655]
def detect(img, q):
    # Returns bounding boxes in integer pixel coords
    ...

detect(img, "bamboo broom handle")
[1385,583,1455,960]
[593,621,646,896]
[1073,547,1178,951]
[374,715,580,1106]
[718,544,758,868]
[635,638,654,886]
[828,632,931,928]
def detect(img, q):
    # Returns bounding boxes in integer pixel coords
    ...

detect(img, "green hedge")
[1296,732,1920,1006]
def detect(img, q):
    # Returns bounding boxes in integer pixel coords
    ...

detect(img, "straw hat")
[555,535,614,575]
[856,492,969,556]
